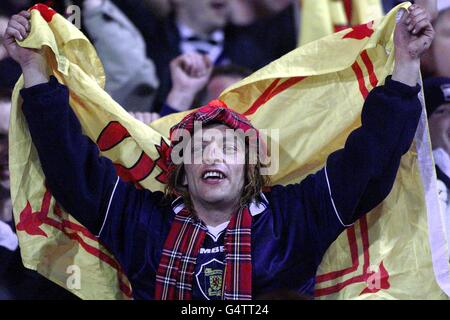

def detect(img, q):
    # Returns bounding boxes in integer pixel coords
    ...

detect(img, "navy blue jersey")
[194,223,227,300]
[21,76,422,299]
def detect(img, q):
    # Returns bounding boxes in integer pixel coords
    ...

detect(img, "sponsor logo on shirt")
[199,246,224,254]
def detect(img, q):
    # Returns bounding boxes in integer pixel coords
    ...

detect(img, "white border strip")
[324,165,354,227]
[416,88,450,296]
[96,176,120,237]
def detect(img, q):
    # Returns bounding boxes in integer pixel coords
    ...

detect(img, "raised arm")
[4,10,171,279]
[4,11,121,234]
[326,4,434,221]
[270,5,435,259]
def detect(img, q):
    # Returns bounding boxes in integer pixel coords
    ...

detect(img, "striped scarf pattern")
[154,206,252,300]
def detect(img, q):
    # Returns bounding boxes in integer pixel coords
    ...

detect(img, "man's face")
[431,11,450,77]
[183,124,245,207]
[177,0,230,33]
[429,103,450,154]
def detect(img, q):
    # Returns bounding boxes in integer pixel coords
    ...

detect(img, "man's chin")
[199,191,231,204]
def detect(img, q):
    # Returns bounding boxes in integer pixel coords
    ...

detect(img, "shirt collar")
[171,193,268,217]
[177,22,224,44]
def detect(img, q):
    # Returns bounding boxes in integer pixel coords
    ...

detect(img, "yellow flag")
[10,3,449,300]
[300,0,384,46]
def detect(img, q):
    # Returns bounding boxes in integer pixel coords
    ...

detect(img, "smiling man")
[4,5,435,300]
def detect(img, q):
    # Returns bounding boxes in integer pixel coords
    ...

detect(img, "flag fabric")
[299,0,384,45]
[10,2,450,299]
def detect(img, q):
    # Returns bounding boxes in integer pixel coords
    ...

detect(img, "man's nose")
[203,143,224,164]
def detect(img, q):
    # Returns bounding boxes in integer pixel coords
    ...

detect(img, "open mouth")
[201,169,226,181]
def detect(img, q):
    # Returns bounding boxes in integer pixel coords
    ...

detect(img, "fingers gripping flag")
[10,3,450,299]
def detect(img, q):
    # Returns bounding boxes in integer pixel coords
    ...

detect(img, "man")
[424,77,450,248]
[4,5,434,299]
[111,0,298,110]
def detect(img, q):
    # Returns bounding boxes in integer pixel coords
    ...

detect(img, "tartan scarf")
[154,205,253,300]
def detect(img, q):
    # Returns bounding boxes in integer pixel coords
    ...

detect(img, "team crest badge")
[196,259,225,299]
[206,268,223,296]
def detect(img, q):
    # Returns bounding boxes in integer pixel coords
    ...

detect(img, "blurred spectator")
[202,63,252,104]
[112,0,297,111]
[0,84,16,300]
[422,3,450,78]
[424,77,450,252]
[0,15,9,60]
[229,0,298,27]
[160,52,251,117]
[0,0,32,16]
[0,98,12,223]
[142,0,171,19]
[82,0,160,112]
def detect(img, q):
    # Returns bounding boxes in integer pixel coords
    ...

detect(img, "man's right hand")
[4,11,48,88]
[4,11,39,67]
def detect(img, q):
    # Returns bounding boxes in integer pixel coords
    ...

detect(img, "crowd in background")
[0,0,449,299]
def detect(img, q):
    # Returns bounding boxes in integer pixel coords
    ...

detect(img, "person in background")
[160,52,251,117]
[82,0,160,112]
[229,0,298,27]
[141,0,171,19]
[422,2,450,78]
[424,77,450,249]
[0,94,18,300]
[0,15,9,60]
[111,0,297,111]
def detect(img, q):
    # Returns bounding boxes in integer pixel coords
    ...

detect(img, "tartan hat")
[166,100,261,172]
